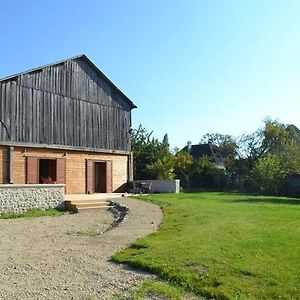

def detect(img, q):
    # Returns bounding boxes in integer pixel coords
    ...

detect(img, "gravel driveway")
[0,197,163,300]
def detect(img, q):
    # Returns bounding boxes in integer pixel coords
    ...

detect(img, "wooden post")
[86,159,94,194]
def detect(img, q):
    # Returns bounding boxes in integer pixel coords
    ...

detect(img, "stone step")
[65,193,124,201]
[64,200,110,213]
[76,206,110,213]
[64,193,125,213]
[72,202,109,209]
[65,200,108,205]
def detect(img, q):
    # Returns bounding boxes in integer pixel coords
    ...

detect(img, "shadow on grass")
[230,197,300,205]
[182,189,228,194]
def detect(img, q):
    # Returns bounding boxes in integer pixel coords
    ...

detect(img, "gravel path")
[0,197,163,300]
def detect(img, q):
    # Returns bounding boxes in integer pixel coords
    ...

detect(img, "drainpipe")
[128,127,134,182]
[128,151,134,181]
[8,146,14,184]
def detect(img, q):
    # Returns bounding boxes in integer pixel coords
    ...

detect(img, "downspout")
[128,151,134,181]
[8,146,14,184]
[128,127,134,182]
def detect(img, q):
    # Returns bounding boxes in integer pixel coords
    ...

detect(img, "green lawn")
[112,193,300,299]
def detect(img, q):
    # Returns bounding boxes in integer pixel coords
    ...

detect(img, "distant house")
[182,142,225,169]
[0,55,136,194]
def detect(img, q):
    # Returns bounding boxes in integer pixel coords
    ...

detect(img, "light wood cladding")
[9,147,128,194]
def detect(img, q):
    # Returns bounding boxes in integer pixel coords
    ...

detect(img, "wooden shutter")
[56,158,66,184]
[86,159,94,194]
[106,160,112,193]
[27,157,39,184]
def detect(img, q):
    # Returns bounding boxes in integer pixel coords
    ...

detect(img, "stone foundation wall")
[0,184,65,213]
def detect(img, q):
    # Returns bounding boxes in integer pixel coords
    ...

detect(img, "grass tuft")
[133,279,185,300]
[0,208,64,219]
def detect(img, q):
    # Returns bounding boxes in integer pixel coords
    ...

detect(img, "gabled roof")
[182,143,224,159]
[0,54,137,109]
[181,143,226,169]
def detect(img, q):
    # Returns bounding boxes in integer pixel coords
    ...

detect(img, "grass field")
[112,193,300,299]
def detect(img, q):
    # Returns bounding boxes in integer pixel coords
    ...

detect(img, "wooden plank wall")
[11,147,128,194]
[0,58,132,151]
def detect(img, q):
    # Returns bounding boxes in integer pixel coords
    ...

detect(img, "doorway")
[39,159,57,183]
[86,160,112,194]
[95,162,106,193]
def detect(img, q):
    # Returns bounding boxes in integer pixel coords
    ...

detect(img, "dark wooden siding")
[0,58,132,151]
[15,59,131,111]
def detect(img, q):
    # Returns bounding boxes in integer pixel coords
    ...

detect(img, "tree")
[240,119,300,194]
[190,156,227,190]
[131,125,174,179]
[200,133,238,158]
[200,132,239,176]
[146,154,175,180]
[174,151,194,188]
[252,153,286,194]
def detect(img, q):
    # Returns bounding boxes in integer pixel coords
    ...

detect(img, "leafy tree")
[252,153,286,194]
[146,154,175,180]
[239,119,300,193]
[162,134,170,152]
[131,125,174,179]
[174,151,195,188]
[190,156,227,190]
[200,132,239,176]
[200,133,238,158]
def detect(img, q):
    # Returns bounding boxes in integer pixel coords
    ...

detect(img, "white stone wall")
[130,180,180,193]
[0,184,65,213]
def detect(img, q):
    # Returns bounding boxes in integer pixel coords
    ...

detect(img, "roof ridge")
[0,54,85,82]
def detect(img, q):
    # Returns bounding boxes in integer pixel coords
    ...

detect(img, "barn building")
[0,55,136,194]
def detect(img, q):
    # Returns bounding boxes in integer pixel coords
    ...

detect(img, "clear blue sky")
[1,0,299,148]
